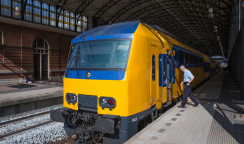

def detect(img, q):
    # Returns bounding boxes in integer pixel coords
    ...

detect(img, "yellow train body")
[51,21,220,144]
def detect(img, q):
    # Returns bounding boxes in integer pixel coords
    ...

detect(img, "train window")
[199,57,201,64]
[185,53,189,64]
[195,56,198,64]
[152,55,155,81]
[179,50,184,63]
[190,54,194,64]
[164,57,166,79]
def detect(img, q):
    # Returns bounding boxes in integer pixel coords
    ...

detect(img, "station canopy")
[41,0,232,56]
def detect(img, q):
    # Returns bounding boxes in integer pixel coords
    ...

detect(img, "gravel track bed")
[0,122,68,144]
[0,114,50,136]
[0,104,63,124]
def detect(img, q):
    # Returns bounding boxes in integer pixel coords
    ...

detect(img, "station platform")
[126,71,244,144]
[0,83,63,117]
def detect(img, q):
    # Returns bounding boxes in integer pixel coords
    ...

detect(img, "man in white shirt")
[178,65,199,108]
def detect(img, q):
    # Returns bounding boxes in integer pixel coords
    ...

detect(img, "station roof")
[43,0,232,56]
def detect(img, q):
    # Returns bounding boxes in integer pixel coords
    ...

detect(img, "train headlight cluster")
[66,93,77,105]
[99,97,116,110]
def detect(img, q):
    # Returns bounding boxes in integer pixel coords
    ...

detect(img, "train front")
[50,21,139,144]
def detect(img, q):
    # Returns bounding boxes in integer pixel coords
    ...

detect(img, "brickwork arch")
[32,35,52,50]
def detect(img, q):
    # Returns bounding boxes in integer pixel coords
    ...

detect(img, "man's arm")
[188,77,194,84]
[181,81,184,86]
[187,71,194,86]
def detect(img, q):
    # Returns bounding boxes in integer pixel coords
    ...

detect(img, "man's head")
[180,65,186,72]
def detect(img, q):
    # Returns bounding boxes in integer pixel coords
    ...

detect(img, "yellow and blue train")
[50,21,220,144]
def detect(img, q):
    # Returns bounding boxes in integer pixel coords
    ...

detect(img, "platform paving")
[0,83,62,104]
[0,83,63,117]
[126,71,244,144]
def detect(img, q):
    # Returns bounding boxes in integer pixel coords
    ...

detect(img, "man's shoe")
[178,105,185,108]
[193,104,199,107]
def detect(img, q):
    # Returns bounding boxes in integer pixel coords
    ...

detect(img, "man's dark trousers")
[181,83,199,107]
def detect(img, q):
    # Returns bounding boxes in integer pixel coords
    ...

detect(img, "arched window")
[1,0,11,17]
[25,0,32,21]
[33,0,41,23]
[33,39,48,54]
[58,9,64,28]
[42,3,49,25]
[0,31,3,45]
[12,0,21,19]
[50,6,56,27]
[70,12,75,31]
[77,14,82,32]
[64,10,70,30]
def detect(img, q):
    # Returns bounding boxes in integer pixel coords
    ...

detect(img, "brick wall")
[0,21,77,83]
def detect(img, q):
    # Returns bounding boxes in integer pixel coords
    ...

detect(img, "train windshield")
[66,40,131,69]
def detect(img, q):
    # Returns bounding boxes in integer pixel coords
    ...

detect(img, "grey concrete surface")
[126,71,244,144]
[0,83,63,117]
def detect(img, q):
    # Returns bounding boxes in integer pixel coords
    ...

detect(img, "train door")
[150,54,157,105]
[166,50,175,104]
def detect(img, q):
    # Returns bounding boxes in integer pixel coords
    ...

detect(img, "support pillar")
[234,46,236,83]
[87,16,93,30]
[236,35,241,90]
[240,0,244,100]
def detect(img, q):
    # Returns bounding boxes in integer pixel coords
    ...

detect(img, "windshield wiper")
[65,55,75,77]
[89,43,95,67]
[74,46,81,77]
[84,43,93,67]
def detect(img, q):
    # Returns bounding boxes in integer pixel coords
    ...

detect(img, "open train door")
[164,50,175,107]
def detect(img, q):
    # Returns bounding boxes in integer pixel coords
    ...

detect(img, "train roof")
[71,20,210,59]
[71,21,140,44]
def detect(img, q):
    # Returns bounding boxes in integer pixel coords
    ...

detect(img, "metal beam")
[93,0,120,19]
[76,0,93,16]
[108,0,151,23]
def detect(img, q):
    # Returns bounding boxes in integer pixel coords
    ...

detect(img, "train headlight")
[101,98,107,105]
[99,97,116,110]
[66,93,77,105]
[72,95,77,101]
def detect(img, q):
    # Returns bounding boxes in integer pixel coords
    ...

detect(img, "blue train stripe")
[65,70,126,80]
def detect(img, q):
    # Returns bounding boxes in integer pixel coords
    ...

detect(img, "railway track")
[0,105,62,140]
[0,119,53,140]
[0,111,51,126]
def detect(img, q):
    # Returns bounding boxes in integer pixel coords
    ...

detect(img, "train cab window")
[179,50,184,63]
[67,40,131,69]
[152,55,155,81]
[190,54,194,64]
[185,53,189,64]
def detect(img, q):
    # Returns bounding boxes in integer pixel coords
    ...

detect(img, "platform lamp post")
[208,8,214,18]
[217,36,220,41]
[14,6,21,17]
[214,26,218,32]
